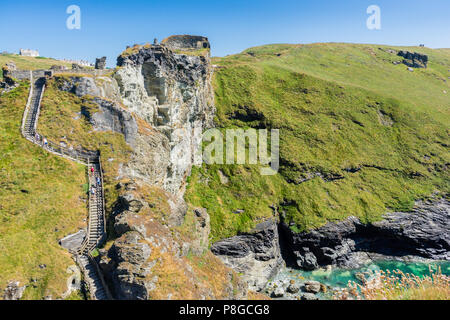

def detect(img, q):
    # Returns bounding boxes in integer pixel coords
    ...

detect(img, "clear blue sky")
[1,0,449,67]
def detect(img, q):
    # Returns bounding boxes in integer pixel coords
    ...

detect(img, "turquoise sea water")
[277,260,450,290]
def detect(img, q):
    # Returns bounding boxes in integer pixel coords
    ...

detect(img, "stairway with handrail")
[21,71,111,300]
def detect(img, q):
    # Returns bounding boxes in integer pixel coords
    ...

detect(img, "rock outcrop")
[56,75,121,101]
[281,199,450,270]
[115,43,215,196]
[55,74,173,191]
[89,97,138,145]
[211,219,284,291]
[397,51,428,68]
[63,38,246,300]
[95,57,107,70]
[59,230,86,252]
[99,182,247,300]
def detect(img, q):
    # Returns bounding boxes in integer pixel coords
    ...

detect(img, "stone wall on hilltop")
[161,35,210,51]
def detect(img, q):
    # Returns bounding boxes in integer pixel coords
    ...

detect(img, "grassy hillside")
[37,78,132,220]
[186,43,450,242]
[0,54,71,80]
[0,84,87,299]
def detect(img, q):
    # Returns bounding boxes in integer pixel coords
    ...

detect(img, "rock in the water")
[304,281,321,294]
[300,292,319,301]
[295,249,319,270]
[272,286,285,298]
[287,282,301,294]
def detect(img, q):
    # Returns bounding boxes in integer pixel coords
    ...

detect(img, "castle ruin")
[161,35,210,51]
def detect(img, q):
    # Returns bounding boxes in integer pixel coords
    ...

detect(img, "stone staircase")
[21,73,111,300]
[77,161,106,255]
[76,255,108,300]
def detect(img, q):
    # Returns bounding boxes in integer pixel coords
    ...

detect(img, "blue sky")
[1,0,449,67]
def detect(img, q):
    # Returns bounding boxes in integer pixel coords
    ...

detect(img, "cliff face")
[95,42,247,299]
[100,183,246,300]
[56,43,216,200]
[43,38,246,299]
[211,219,284,291]
[281,199,450,270]
[115,45,215,197]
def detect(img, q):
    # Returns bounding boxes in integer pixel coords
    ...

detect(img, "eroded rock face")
[57,44,216,199]
[95,57,107,70]
[49,39,247,300]
[56,75,121,102]
[115,44,215,196]
[89,97,138,145]
[56,75,173,190]
[100,183,247,300]
[211,219,284,291]
[282,199,450,270]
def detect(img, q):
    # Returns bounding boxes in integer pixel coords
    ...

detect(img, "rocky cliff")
[281,198,449,270]
[37,37,246,299]
[211,219,284,291]
[93,40,247,299]
[208,198,449,293]
[99,183,246,300]
[115,44,215,197]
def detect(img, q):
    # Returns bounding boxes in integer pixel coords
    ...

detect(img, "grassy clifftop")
[0,54,71,80]
[186,43,450,242]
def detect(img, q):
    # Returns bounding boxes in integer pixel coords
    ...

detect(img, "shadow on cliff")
[277,223,299,269]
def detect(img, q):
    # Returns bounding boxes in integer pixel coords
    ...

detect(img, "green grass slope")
[0,84,87,299]
[186,43,450,242]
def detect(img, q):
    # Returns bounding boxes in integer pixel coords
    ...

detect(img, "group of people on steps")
[90,166,101,196]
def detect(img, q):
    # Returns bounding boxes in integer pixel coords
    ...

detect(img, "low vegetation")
[334,267,450,300]
[120,43,152,58]
[186,43,450,242]
[173,48,211,57]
